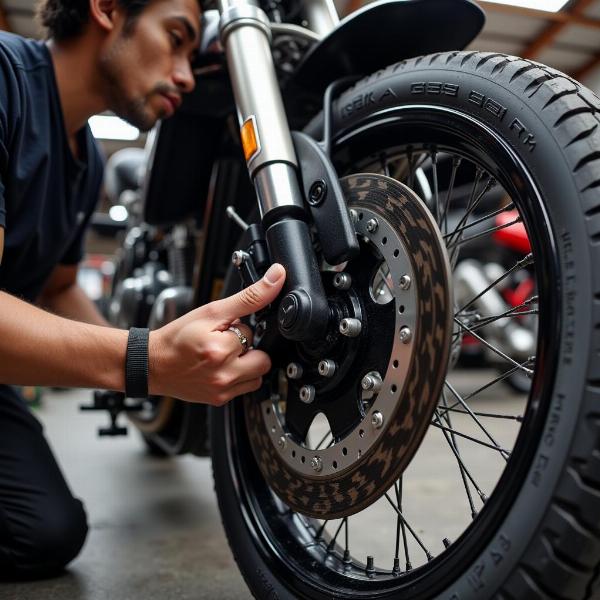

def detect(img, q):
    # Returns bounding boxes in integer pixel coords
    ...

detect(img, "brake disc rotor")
[245,174,453,519]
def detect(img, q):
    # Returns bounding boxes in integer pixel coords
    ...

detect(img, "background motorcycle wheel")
[211,52,600,599]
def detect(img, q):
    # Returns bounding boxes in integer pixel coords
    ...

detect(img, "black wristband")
[125,327,149,398]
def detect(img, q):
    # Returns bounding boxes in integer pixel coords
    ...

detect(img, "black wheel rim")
[221,106,560,599]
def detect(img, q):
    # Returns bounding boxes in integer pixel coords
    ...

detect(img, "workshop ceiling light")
[483,0,569,11]
[109,205,129,222]
[88,115,140,141]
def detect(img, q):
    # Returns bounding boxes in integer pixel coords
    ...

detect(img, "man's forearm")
[39,282,111,327]
[0,291,127,390]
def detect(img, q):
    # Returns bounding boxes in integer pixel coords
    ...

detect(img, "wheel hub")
[245,174,453,519]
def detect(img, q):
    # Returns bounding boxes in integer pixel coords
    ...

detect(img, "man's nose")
[173,58,196,94]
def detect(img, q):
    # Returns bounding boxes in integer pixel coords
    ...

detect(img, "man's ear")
[89,0,119,32]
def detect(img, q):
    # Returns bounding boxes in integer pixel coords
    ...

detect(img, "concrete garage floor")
[0,371,525,600]
[1,388,249,600]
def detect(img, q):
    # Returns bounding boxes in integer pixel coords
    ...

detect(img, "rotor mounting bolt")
[277,436,287,450]
[339,318,362,338]
[366,218,379,233]
[318,359,337,378]
[399,274,411,290]
[299,385,316,404]
[311,456,323,472]
[371,411,384,429]
[399,326,412,344]
[349,209,358,223]
[361,371,383,393]
[333,272,352,290]
[286,363,303,380]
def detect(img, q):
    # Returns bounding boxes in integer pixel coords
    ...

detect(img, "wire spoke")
[326,518,348,553]
[437,405,524,422]
[431,151,440,224]
[315,430,332,450]
[395,478,411,571]
[439,394,478,518]
[454,317,534,375]
[448,174,497,266]
[406,150,429,189]
[456,253,534,315]
[446,170,492,241]
[446,216,523,251]
[443,381,510,460]
[315,520,329,540]
[380,153,391,177]
[430,419,511,456]
[344,518,350,563]
[442,202,515,240]
[452,306,538,340]
[451,360,535,408]
[433,410,487,507]
[384,493,433,561]
[441,157,461,235]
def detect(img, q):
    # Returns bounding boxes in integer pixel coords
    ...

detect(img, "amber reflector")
[241,117,259,162]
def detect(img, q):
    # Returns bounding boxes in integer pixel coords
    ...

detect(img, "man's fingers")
[212,263,286,324]
[229,348,271,381]
[224,377,264,403]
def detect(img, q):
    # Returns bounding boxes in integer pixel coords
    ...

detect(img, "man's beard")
[111,84,171,132]
[99,47,170,132]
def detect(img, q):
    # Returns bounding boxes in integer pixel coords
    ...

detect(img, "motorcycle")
[96,0,600,597]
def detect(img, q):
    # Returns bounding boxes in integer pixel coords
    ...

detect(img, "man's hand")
[148,263,286,405]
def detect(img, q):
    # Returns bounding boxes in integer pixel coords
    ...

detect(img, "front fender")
[290,0,485,95]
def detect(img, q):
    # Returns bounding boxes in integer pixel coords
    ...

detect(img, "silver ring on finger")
[227,325,250,356]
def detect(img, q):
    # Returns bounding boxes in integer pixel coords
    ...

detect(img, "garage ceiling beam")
[477,1,600,30]
[518,0,596,59]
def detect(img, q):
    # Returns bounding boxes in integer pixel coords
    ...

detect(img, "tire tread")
[340,50,600,600]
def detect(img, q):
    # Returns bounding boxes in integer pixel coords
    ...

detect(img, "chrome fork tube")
[218,0,330,341]
[303,0,339,37]
[218,0,303,215]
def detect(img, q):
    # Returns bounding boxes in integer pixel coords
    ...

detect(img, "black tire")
[211,52,600,599]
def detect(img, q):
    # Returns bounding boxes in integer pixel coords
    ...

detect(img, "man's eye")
[170,31,183,48]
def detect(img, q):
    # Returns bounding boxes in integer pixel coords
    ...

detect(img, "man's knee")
[1,497,88,579]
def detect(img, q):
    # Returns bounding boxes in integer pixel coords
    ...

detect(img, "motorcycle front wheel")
[211,52,600,599]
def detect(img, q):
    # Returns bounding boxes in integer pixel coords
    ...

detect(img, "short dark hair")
[37,0,151,41]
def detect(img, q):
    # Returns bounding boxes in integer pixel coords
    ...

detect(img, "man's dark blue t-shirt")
[0,32,103,303]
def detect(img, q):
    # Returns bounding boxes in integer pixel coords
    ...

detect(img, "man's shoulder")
[0,32,48,72]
